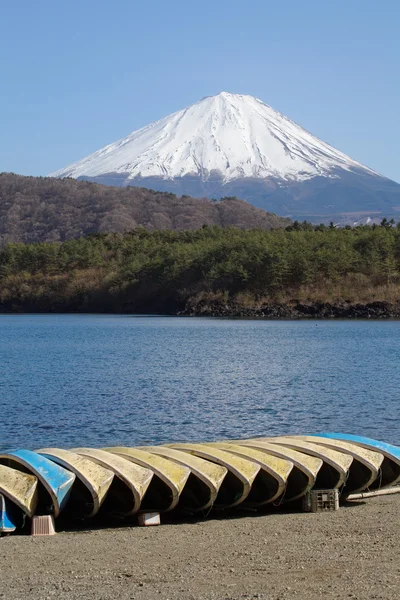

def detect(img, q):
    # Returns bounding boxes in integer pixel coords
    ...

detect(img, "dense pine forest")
[1,222,400,316]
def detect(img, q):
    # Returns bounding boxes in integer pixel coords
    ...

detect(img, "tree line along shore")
[1,222,400,317]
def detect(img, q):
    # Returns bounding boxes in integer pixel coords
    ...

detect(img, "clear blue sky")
[1,0,399,182]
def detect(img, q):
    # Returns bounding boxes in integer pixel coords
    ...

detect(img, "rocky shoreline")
[2,297,400,318]
[181,299,400,319]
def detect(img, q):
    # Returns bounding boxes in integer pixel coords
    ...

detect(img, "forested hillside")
[0,173,289,245]
[1,223,400,316]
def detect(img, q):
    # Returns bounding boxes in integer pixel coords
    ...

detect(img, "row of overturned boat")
[0,433,399,534]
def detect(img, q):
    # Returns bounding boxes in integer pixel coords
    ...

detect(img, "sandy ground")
[0,495,399,600]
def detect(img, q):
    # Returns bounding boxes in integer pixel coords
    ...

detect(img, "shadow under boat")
[0,450,75,517]
[72,448,153,517]
[259,438,354,492]
[38,449,114,519]
[310,433,400,489]
[295,436,385,494]
[138,446,228,513]
[104,447,190,512]
[166,443,261,508]
[205,442,292,505]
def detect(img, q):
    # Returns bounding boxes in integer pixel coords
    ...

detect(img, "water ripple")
[0,315,399,450]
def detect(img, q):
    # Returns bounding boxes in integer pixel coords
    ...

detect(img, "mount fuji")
[51,92,400,222]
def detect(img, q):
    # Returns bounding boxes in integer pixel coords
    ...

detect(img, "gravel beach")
[1,495,399,600]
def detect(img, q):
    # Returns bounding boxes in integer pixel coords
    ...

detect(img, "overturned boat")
[226,439,322,502]
[167,443,260,508]
[0,450,75,517]
[73,448,154,517]
[0,432,398,535]
[295,436,384,493]
[312,433,400,489]
[38,449,114,518]
[105,447,190,512]
[0,464,38,519]
[262,438,353,490]
[140,446,228,512]
[206,442,292,505]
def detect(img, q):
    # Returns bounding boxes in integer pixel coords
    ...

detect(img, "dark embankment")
[1,223,400,316]
[0,173,289,246]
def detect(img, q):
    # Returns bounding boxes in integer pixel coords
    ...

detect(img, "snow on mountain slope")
[51,92,377,183]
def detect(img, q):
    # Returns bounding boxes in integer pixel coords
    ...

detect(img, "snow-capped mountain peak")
[51,92,376,183]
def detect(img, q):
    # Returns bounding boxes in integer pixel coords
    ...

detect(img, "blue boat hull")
[0,450,76,517]
[0,494,20,533]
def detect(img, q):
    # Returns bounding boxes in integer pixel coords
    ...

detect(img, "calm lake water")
[0,315,399,452]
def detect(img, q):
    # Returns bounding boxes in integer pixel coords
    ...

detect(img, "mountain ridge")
[50,92,400,223]
[0,172,290,246]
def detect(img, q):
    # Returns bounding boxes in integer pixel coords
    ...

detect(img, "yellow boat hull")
[140,446,227,512]
[231,439,322,501]
[38,448,114,518]
[0,464,38,517]
[262,437,353,489]
[295,436,385,493]
[105,447,190,512]
[207,442,292,505]
[72,448,154,516]
[167,443,260,508]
